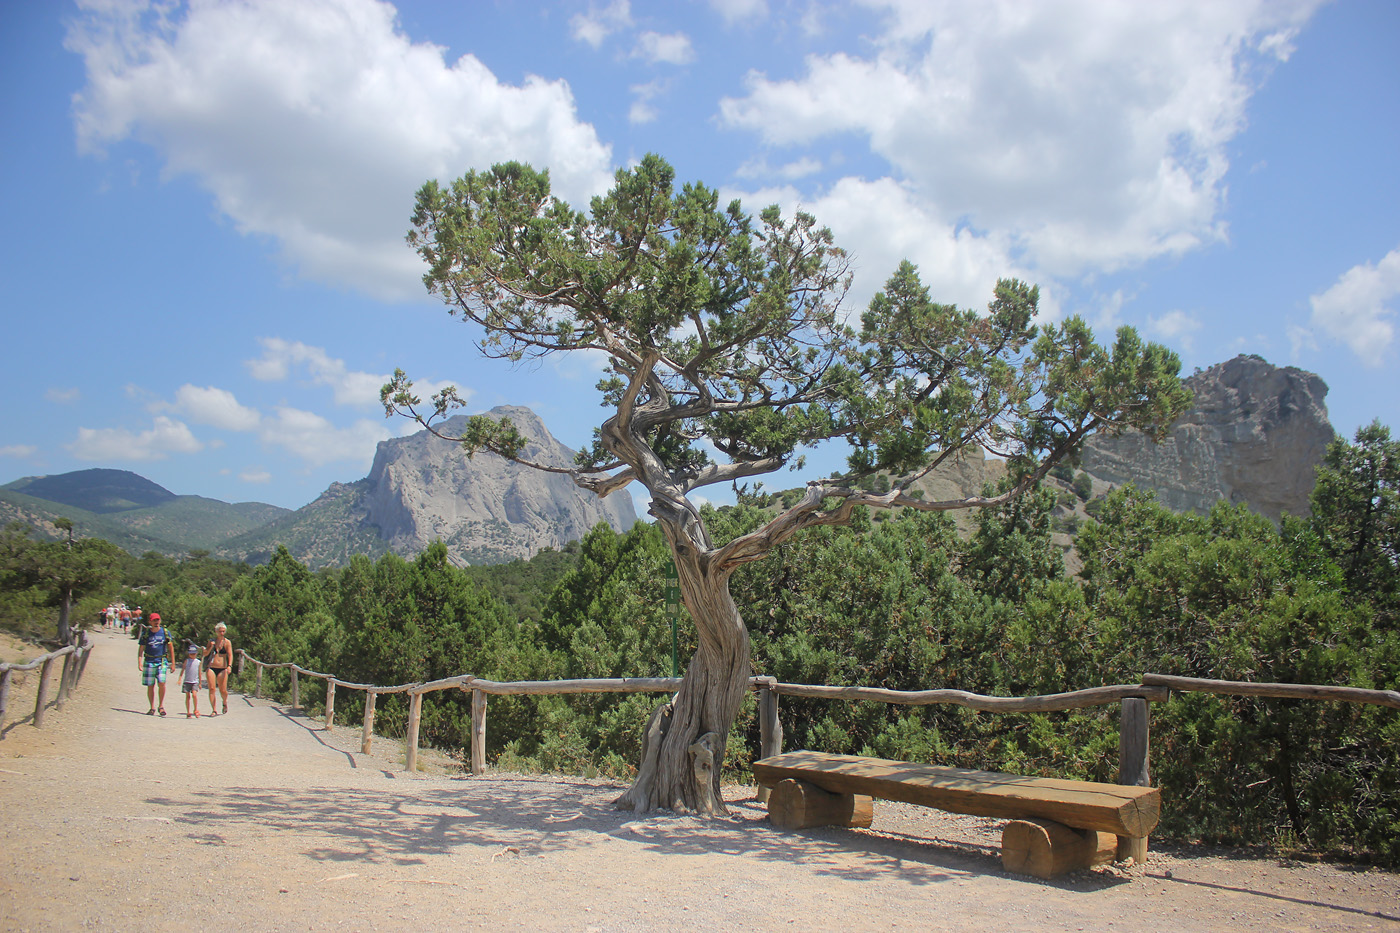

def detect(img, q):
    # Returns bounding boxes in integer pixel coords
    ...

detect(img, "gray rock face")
[217,405,639,568]
[361,406,637,563]
[1079,355,1333,521]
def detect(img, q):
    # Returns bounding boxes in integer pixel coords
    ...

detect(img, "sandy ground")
[1,629,1398,932]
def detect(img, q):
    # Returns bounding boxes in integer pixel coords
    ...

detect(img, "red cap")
[149,612,161,622]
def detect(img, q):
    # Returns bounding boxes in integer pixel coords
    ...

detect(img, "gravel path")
[2,629,1397,932]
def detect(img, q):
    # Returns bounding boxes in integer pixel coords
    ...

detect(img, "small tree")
[385,154,1191,814]
[2,519,120,643]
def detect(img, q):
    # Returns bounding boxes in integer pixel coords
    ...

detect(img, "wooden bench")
[753,751,1161,879]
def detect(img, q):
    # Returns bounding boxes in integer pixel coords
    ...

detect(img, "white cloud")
[239,468,272,484]
[174,384,261,431]
[259,405,391,467]
[247,337,469,421]
[0,445,38,459]
[719,1,1321,279]
[1287,323,1318,359]
[68,0,614,300]
[571,0,632,48]
[1309,246,1400,367]
[727,176,1049,320]
[247,338,386,407]
[1148,309,1203,351]
[69,416,203,462]
[629,81,664,124]
[739,155,824,180]
[45,387,81,404]
[777,157,822,180]
[634,31,695,65]
[710,0,767,26]
[409,377,472,408]
[1088,288,1132,332]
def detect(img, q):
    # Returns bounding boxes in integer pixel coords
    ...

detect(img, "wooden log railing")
[237,649,687,772]
[235,648,1170,781]
[232,649,1400,801]
[0,634,95,737]
[1141,673,1400,710]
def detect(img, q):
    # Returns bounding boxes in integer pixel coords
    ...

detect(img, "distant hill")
[0,469,291,555]
[3,410,638,569]
[0,488,174,554]
[214,479,392,568]
[5,468,176,514]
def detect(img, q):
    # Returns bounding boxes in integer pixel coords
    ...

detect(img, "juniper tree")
[384,154,1191,815]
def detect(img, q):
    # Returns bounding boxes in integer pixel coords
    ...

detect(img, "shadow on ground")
[143,776,1072,893]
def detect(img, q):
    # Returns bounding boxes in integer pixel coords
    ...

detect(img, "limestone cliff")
[217,406,637,568]
[361,406,636,564]
[1078,355,1333,521]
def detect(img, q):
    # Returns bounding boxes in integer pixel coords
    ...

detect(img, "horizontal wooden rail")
[771,682,1170,712]
[1141,673,1400,710]
[0,644,77,674]
[0,635,94,737]
[468,677,683,696]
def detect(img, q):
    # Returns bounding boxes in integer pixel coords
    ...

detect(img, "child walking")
[181,645,202,718]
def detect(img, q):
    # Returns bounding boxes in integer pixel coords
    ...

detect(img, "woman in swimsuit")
[204,622,234,716]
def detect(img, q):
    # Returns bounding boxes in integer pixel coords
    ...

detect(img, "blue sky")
[2,0,1397,513]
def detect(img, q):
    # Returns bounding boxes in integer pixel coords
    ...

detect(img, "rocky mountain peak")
[359,406,636,564]
[1078,354,1333,521]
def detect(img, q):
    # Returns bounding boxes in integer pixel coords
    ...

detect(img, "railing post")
[757,678,784,805]
[324,679,336,731]
[290,667,300,711]
[361,689,377,754]
[55,650,73,709]
[33,656,56,728]
[63,644,80,698]
[1117,697,1151,863]
[405,690,423,773]
[237,649,245,676]
[0,669,12,734]
[255,662,263,699]
[77,636,93,685]
[471,687,487,776]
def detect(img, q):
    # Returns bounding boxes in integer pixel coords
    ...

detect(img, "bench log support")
[769,778,873,831]
[1002,819,1117,880]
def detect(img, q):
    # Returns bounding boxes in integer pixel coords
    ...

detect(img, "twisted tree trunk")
[614,532,750,815]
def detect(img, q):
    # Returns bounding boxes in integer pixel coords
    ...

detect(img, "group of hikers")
[136,614,235,719]
[100,603,142,633]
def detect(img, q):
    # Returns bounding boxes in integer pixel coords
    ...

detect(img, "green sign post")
[663,557,680,678]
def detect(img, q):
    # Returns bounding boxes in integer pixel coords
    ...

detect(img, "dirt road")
[2,629,1397,931]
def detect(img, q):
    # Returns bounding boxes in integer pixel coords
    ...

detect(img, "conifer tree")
[385,155,1191,814]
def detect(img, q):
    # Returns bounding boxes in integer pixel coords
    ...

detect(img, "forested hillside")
[3,424,1396,864]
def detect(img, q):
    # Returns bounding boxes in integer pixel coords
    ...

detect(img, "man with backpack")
[139,612,175,716]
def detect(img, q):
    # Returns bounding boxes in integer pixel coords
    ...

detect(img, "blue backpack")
[143,627,170,662]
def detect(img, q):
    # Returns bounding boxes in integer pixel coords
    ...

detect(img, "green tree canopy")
[1310,420,1399,627]
[386,153,1191,815]
[1,520,121,642]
